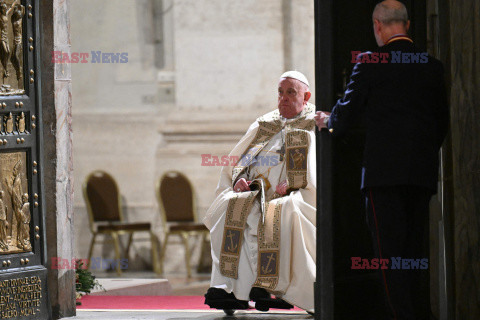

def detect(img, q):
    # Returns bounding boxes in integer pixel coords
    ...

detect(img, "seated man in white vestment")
[204,71,316,314]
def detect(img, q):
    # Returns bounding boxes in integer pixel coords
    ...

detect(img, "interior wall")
[449,0,480,318]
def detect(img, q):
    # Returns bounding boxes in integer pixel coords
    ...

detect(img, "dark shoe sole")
[254,298,294,312]
[205,298,249,310]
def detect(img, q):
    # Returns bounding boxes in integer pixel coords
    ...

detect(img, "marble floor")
[68,310,313,320]
[90,270,211,295]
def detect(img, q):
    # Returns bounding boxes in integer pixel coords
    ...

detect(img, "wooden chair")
[83,170,161,275]
[156,171,210,278]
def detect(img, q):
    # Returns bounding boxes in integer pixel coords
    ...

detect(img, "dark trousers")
[365,185,433,320]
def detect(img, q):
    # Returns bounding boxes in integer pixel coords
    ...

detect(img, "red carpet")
[77,295,302,311]
[77,296,210,310]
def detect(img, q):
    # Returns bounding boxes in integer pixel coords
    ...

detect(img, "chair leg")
[160,232,170,275]
[181,232,192,278]
[87,233,97,270]
[111,232,122,276]
[150,231,162,274]
[125,233,134,257]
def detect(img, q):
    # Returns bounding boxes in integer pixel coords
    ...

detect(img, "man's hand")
[275,180,288,196]
[314,111,331,130]
[233,178,251,193]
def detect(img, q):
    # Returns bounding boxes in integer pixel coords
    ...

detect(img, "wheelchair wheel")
[223,309,235,316]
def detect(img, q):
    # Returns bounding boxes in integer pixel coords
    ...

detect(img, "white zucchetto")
[280,71,310,87]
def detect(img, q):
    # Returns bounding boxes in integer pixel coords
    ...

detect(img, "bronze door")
[0,0,49,319]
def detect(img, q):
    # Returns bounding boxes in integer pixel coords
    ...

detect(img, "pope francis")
[204,71,316,314]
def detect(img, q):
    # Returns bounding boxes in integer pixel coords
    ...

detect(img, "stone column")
[449,0,480,318]
[40,0,76,318]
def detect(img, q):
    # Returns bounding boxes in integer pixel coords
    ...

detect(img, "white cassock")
[204,103,316,312]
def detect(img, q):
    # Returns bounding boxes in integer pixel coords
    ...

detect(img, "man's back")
[331,39,449,191]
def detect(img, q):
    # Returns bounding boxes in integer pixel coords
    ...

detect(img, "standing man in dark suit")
[315,0,449,319]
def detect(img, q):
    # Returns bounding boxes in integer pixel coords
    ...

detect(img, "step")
[91,278,172,296]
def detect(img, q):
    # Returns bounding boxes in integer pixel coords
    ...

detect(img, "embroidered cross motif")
[290,134,302,144]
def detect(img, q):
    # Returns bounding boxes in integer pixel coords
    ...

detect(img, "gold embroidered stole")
[219,190,260,278]
[219,104,314,282]
[253,127,310,291]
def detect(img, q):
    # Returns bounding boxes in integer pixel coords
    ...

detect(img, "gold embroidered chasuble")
[204,103,316,312]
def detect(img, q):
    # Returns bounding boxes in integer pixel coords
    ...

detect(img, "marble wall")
[41,0,76,318]
[449,0,480,318]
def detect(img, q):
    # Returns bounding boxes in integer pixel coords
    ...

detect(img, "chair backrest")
[156,171,196,224]
[83,171,123,229]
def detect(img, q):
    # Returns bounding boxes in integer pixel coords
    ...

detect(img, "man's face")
[277,78,310,119]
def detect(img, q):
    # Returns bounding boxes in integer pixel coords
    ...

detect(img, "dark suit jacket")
[328,39,449,191]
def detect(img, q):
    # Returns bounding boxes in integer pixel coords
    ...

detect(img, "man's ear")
[406,20,411,32]
[304,91,312,102]
[373,19,381,33]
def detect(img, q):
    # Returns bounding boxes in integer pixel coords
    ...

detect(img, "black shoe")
[249,287,293,311]
[249,287,271,300]
[204,287,249,310]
